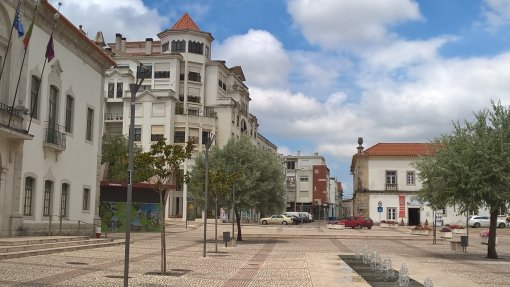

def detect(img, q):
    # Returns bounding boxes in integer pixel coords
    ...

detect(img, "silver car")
[468,216,507,228]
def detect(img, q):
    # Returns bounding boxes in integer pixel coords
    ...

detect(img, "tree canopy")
[187,135,286,240]
[414,101,510,259]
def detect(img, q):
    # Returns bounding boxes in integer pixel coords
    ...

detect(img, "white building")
[1,1,115,235]
[350,139,508,225]
[101,13,276,220]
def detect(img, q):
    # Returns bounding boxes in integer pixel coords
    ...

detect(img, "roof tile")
[171,13,200,32]
[363,143,434,156]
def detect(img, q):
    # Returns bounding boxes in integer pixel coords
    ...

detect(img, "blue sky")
[50,0,510,198]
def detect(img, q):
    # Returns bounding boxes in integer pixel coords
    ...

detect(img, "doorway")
[408,208,420,225]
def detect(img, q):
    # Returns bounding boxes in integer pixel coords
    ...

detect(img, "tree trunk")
[487,210,498,259]
[235,209,242,241]
[160,190,167,274]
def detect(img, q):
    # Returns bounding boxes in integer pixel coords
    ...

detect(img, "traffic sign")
[377,207,383,213]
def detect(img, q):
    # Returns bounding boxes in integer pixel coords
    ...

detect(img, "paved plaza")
[0,220,508,286]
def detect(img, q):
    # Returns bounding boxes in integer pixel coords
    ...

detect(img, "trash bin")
[460,235,468,251]
[223,231,230,247]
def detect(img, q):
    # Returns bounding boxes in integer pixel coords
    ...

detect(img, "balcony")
[385,183,398,191]
[104,113,123,121]
[44,122,66,150]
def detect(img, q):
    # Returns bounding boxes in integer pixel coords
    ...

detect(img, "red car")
[339,216,374,229]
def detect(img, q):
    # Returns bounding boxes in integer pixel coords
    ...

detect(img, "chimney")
[357,137,364,154]
[121,37,127,52]
[297,150,300,156]
[314,152,318,156]
[115,33,122,51]
[145,38,153,55]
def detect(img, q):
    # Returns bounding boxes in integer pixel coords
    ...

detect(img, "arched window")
[171,40,186,52]
[61,183,69,217]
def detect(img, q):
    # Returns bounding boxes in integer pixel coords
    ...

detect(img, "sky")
[49,0,510,198]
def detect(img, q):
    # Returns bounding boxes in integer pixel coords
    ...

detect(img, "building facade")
[101,13,275,220]
[350,139,508,225]
[0,1,115,235]
[283,152,335,220]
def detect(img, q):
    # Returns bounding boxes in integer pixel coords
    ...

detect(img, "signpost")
[377,201,383,223]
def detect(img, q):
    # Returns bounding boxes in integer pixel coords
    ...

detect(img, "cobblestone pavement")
[0,221,508,286]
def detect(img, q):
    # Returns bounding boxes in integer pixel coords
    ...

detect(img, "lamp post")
[124,64,150,287]
[203,134,215,258]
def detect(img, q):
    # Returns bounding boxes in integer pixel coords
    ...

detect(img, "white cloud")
[48,0,168,42]
[482,0,510,29]
[287,0,422,50]
[214,29,291,89]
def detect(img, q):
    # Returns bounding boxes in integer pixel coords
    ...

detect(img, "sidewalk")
[0,219,507,286]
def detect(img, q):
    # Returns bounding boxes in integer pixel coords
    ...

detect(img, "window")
[188,40,203,54]
[171,40,186,52]
[86,108,94,141]
[188,109,199,116]
[218,73,227,91]
[154,71,170,78]
[406,171,415,185]
[188,71,201,82]
[151,125,164,141]
[134,127,141,142]
[24,177,34,216]
[386,171,397,184]
[174,130,185,143]
[30,76,40,119]
[162,41,169,52]
[387,207,396,220]
[286,161,295,170]
[61,183,69,217]
[300,177,308,182]
[43,180,53,217]
[107,83,114,98]
[48,86,58,125]
[439,208,447,217]
[65,95,74,133]
[116,82,123,98]
[82,188,90,211]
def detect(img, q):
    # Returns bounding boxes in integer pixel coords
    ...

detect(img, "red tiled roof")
[363,143,435,156]
[171,13,200,31]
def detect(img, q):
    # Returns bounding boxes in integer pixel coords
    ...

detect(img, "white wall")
[368,158,422,191]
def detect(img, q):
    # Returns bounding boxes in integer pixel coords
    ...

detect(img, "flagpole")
[27,2,61,133]
[8,1,41,127]
[0,0,23,88]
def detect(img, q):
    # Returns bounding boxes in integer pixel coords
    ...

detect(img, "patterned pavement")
[0,221,508,286]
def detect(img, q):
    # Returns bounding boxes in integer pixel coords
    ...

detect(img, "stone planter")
[452,229,466,234]
[481,237,498,245]
[410,229,431,236]
[440,231,453,238]
[327,224,333,229]
[380,223,390,228]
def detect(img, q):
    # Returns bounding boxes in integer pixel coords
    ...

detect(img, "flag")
[45,35,55,62]
[23,21,34,49]
[13,6,24,38]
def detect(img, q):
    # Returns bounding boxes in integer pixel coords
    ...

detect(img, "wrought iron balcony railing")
[44,122,66,149]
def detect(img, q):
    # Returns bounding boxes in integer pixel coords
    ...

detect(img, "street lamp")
[124,64,150,287]
[203,133,215,258]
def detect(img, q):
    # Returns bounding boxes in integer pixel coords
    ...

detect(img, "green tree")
[135,139,194,274]
[414,101,510,259]
[101,134,145,182]
[188,135,285,241]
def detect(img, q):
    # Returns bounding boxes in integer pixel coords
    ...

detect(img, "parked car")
[283,212,311,223]
[260,214,294,225]
[468,216,507,228]
[339,216,374,229]
[285,214,302,225]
